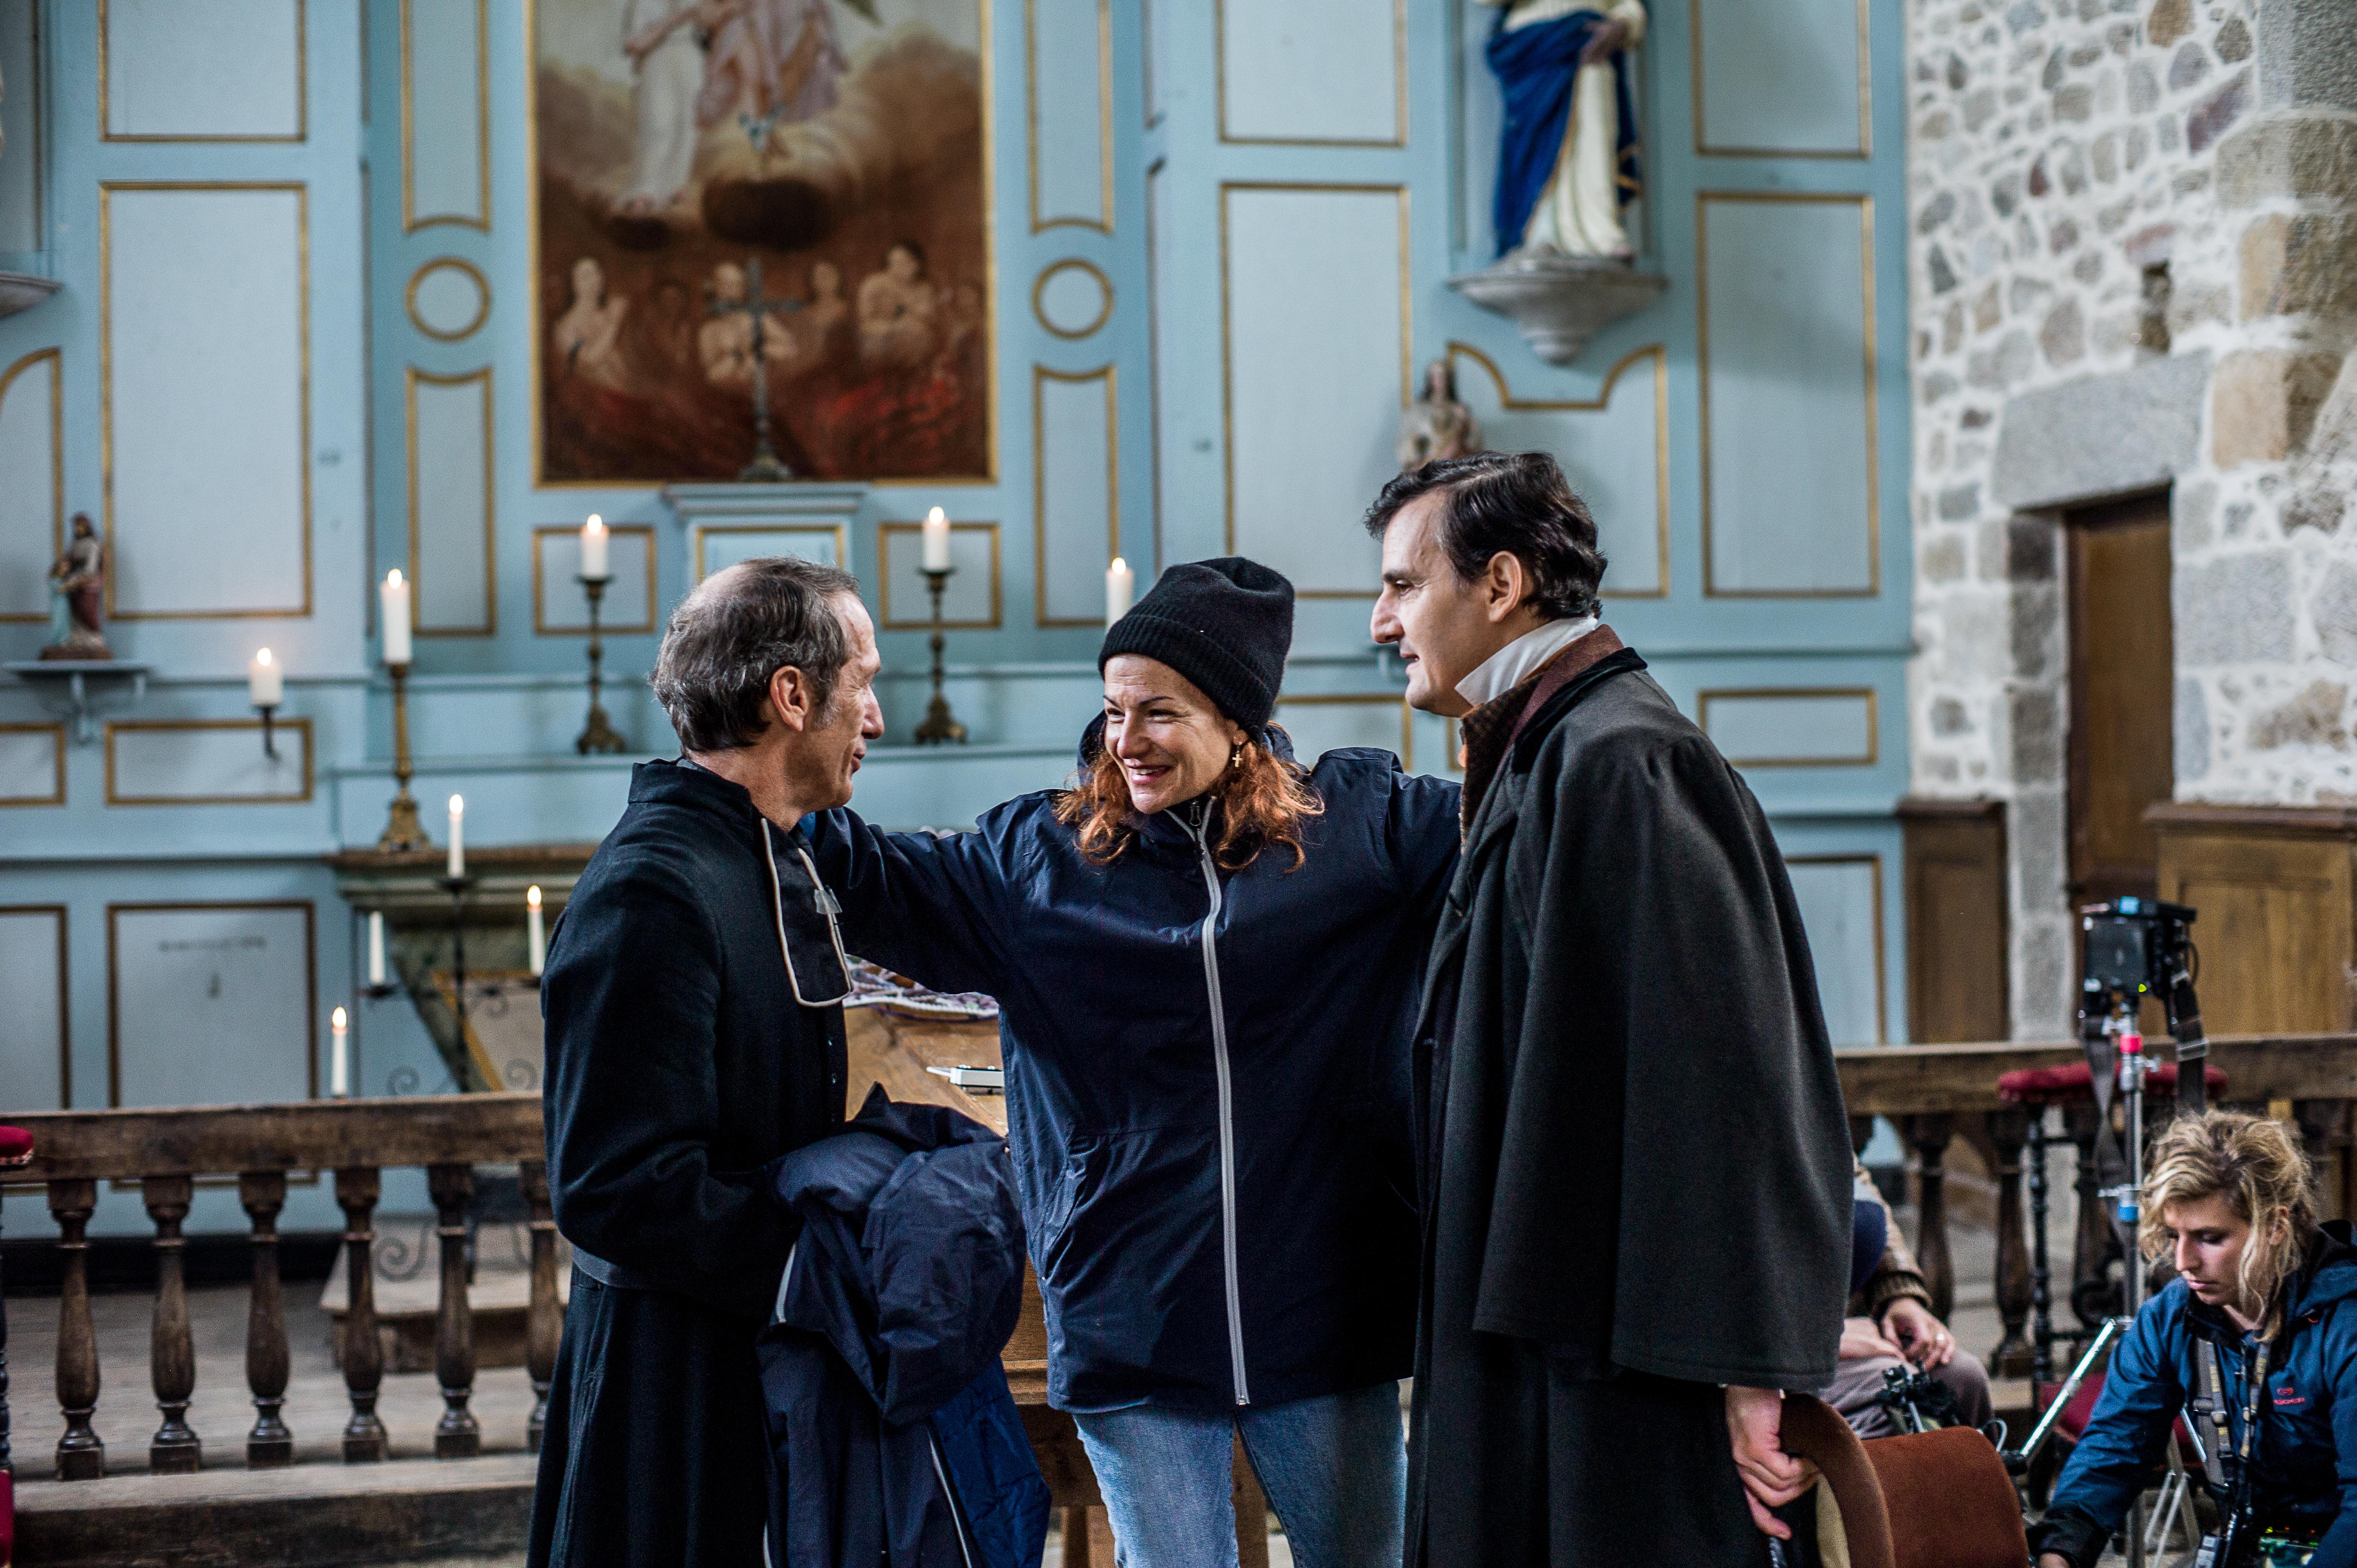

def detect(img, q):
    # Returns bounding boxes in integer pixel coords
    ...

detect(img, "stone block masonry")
[1905,0,2357,1033]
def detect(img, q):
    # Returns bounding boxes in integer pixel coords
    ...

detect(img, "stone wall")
[1904,0,2357,1034]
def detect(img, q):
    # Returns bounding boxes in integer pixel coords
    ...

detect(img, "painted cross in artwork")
[534,0,990,483]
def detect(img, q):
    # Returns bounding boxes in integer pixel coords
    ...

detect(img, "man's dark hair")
[1361,451,1607,619]
[651,555,862,752]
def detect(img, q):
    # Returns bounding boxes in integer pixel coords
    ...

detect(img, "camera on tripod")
[2079,895,2207,1115]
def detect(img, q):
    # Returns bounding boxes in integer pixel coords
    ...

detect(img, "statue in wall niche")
[43,513,112,662]
[1478,0,1647,263]
[1398,359,1484,469]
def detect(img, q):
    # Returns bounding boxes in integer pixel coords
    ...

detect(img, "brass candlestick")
[912,565,966,745]
[575,575,627,755]
[377,662,429,852]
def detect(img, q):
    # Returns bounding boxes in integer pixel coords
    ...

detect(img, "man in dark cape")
[1367,453,1852,1564]
[528,557,884,1567]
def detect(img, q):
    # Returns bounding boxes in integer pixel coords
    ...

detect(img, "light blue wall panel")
[0,0,40,254]
[1032,0,1110,230]
[1786,855,1884,1045]
[0,344,58,616]
[1699,688,1876,766]
[410,367,494,632]
[109,901,314,1106]
[404,0,486,229]
[102,0,302,141]
[1693,0,1867,156]
[1219,0,1403,146]
[1698,194,1877,596]
[1035,366,1118,624]
[0,904,65,1108]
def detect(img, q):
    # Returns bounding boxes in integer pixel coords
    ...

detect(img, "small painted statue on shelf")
[1398,358,1485,470]
[42,512,111,661]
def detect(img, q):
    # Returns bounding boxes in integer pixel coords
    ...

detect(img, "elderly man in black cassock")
[1368,452,1853,1564]
[526,555,884,1567]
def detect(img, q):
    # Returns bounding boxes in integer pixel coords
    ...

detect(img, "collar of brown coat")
[1456,623,1627,835]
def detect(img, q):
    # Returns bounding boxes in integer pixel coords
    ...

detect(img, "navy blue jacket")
[805,741,1462,1413]
[759,1089,1051,1568]
[2035,1223,2357,1568]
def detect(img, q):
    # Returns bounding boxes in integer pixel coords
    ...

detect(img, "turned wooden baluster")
[429,1162,481,1458]
[240,1171,293,1466]
[521,1159,562,1453]
[144,1174,201,1473]
[1985,1107,2034,1377]
[48,1179,101,1479]
[336,1166,388,1461]
[2026,1108,2058,1387]
[2295,1101,2346,1222]
[1907,1114,1956,1323]
[2065,1102,2111,1331]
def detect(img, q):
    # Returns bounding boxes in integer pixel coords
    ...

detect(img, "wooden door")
[2067,495,2175,906]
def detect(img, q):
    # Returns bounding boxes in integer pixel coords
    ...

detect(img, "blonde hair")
[1052,728,1324,871]
[2140,1108,2318,1329]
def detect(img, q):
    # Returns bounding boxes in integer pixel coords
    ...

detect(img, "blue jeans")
[1072,1382,1405,1568]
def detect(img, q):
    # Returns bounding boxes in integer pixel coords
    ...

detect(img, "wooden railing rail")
[1835,1032,2357,1385]
[2,1094,551,1479]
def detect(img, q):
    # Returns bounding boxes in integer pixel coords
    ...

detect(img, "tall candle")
[447,795,465,878]
[921,506,952,571]
[1106,557,1136,623]
[526,885,547,978]
[330,1006,349,1098]
[381,570,412,664]
[581,514,610,580]
[248,647,283,707]
[366,910,386,987]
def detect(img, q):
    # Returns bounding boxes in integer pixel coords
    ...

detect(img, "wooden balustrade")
[2,1094,543,1481]
[1837,1031,2357,1385]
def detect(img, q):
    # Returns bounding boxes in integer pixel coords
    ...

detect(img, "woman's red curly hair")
[1053,728,1324,870]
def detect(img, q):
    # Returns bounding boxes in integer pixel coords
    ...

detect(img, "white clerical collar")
[1455,616,1600,708]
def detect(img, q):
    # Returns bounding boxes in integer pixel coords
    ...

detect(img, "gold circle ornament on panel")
[405,257,492,343]
[1031,259,1114,341]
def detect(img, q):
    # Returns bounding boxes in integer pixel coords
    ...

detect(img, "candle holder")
[575,574,628,755]
[435,874,480,1048]
[912,565,966,746]
[377,662,430,852]
[255,700,280,759]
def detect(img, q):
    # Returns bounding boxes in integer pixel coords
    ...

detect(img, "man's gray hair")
[652,556,863,752]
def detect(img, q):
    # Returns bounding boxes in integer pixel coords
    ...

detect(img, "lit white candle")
[366,910,386,987]
[447,794,465,879]
[331,1006,349,1098]
[921,506,952,572]
[381,570,412,664]
[526,885,547,978]
[1106,557,1136,623]
[580,514,610,580]
[247,647,283,708]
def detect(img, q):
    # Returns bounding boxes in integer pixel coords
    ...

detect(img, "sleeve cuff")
[1865,1271,1933,1317]
[2026,1509,2108,1568]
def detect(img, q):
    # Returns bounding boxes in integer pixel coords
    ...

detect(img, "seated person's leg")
[1824,1347,1910,1440]
[1933,1346,1994,1431]
[1236,1382,1406,1568]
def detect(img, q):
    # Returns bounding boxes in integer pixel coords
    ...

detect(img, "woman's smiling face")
[1101,656,1246,816]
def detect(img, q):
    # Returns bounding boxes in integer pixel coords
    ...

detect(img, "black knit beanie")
[1098,557,1294,730]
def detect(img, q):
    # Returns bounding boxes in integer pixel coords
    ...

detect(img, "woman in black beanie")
[804,557,1462,1568]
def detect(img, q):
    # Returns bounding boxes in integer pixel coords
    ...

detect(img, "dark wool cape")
[1406,648,1852,1568]
[527,762,850,1568]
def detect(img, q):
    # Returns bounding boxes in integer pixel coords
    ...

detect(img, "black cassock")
[528,761,848,1568]
[1408,641,1852,1568]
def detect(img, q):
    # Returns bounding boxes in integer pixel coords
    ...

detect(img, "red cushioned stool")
[2,1123,30,1568]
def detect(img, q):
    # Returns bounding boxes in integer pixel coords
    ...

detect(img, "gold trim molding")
[1696,685,1880,766]
[0,348,65,624]
[1026,0,1114,234]
[1032,259,1115,341]
[402,0,492,234]
[0,723,67,807]
[99,0,308,144]
[103,718,316,805]
[404,255,493,342]
[879,522,1005,630]
[1033,364,1120,628]
[406,365,498,636]
[1689,0,1871,159]
[1446,341,1671,600]
[100,181,314,621]
[1694,191,1879,600]
[532,523,657,634]
[1215,0,1406,148]
[1219,181,1411,599]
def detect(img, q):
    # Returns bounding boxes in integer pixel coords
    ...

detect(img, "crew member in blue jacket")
[2032,1109,2357,1568]
[805,558,1462,1568]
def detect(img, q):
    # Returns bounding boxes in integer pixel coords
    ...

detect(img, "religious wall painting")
[533,0,991,486]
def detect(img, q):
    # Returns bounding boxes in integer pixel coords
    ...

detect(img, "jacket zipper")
[1185,800,1252,1407]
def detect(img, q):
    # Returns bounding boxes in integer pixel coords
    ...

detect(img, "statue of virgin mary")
[1478,0,1646,261]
